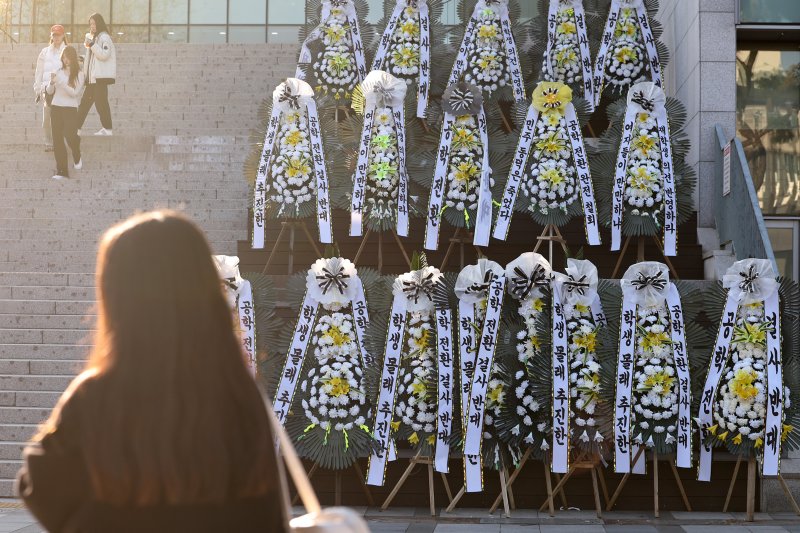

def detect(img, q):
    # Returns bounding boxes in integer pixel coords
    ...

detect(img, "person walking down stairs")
[77,12,115,136]
[33,24,68,152]
[46,46,85,180]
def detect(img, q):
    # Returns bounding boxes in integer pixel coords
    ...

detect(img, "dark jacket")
[16,380,287,532]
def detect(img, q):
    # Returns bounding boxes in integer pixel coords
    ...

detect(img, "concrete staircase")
[0,43,297,496]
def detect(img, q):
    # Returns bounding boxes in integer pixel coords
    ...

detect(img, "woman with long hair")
[77,12,115,136]
[16,211,287,532]
[33,24,68,151]
[46,45,84,180]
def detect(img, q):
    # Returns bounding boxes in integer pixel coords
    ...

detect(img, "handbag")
[262,389,369,533]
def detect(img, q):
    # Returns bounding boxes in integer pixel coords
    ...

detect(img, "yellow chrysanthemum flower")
[640,330,670,351]
[400,20,419,37]
[452,127,479,151]
[557,21,576,35]
[324,25,347,43]
[642,370,675,396]
[632,133,657,154]
[732,322,769,346]
[285,129,304,147]
[454,161,479,182]
[614,46,638,64]
[427,435,436,445]
[286,157,312,178]
[325,376,351,397]
[477,53,499,71]
[555,48,578,67]
[410,380,427,399]
[487,384,504,404]
[574,331,597,353]
[392,45,419,68]
[755,437,764,448]
[530,336,541,350]
[532,82,572,114]
[535,132,567,154]
[733,433,743,445]
[629,166,657,191]
[391,420,401,431]
[575,303,590,314]
[411,328,432,352]
[478,24,498,40]
[323,325,352,346]
[540,168,565,187]
[730,368,759,401]
[409,432,420,445]
[533,299,545,312]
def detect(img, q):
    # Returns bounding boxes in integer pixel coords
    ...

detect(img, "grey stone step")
[0,300,93,315]
[15,391,62,408]
[0,442,28,459]
[7,286,95,301]
[0,314,95,330]
[0,326,93,344]
[0,409,50,425]
[0,375,75,392]
[0,359,83,374]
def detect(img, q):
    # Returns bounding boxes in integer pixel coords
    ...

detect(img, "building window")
[736,45,800,216]
[765,219,800,280]
[739,0,800,24]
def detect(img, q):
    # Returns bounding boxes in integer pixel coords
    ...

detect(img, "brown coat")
[16,381,287,533]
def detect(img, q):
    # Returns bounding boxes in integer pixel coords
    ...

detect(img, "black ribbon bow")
[447,87,474,113]
[465,270,495,295]
[402,271,437,304]
[563,274,590,297]
[222,277,239,292]
[631,90,655,112]
[316,266,350,295]
[630,271,667,292]
[510,264,549,300]
[330,0,349,7]
[738,264,760,293]
[279,85,300,110]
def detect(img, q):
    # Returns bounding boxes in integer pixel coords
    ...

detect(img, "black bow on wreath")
[402,271,437,304]
[510,265,550,300]
[631,91,655,112]
[738,264,760,293]
[442,80,482,116]
[465,270,496,295]
[630,271,667,292]
[222,277,239,292]
[563,274,590,297]
[279,85,300,110]
[330,0,349,7]
[316,266,350,295]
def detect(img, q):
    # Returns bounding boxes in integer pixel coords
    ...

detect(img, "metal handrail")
[713,123,777,272]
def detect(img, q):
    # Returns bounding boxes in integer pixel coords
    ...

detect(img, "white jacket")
[83,32,116,83]
[46,68,86,108]
[33,43,67,95]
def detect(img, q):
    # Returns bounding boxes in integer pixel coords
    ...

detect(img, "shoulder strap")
[259,385,322,517]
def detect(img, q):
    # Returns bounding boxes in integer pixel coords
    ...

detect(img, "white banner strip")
[614,296,637,473]
[273,292,318,424]
[297,2,366,83]
[591,294,607,327]
[499,13,524,101]
[394,107,410,237]
[371,3,403,71]
[306,102,333,243]
[564,103,601,246]
[416,3,431,118]
[346,10,368,83]
[350,108,375,237]
[666,283,691,468]
[610,107,637,251]
[763,290,783,476]
[447,8,478,86]
[367,296,408,486]
[435,308,454,473]
[237,280,257,376]
[493,105,538,241]
[590,0,621,108]
[654,105,677,256]
[424,113,456,251]
[472,107,492,247]
[635,5,663,90]
[464,274,506,456]
[457,299,483,491]
[552,281,570,473]
[573,2,595,109]
[697,289,739,481]
[252,106,282,249]
[352,276,371,367]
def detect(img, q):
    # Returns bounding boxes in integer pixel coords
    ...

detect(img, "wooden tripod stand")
[611,235,679,279]
[291,461,375,507]
[352,228,412,271]
[260,220,322,275]
[537,451,610,518]
[722,454,800,521]
[380,450,454,516]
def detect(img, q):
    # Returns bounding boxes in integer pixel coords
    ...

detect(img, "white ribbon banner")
[666,283,692,468]
[367,295,408,486]
[297,1,367,83]
[697,289,739,481]
[591,294,607,327]
[273,292,318,424]
[493,105,538,241]
[614,295,637,473]
[350,108,375,237]
[565,103,601,246]
[654,104,677,256]
[472,108,493,247]
[610,107,635,253]
[464,274,506,457]
[306,102,333,243]
[394,107,410,237]
[372,1,431,118]
[763,290,783,476]
[237,280,257,376]
[544,0,595,109]
[435,308,454,473]
[552,280,570,473]
[591,0,663,108]
[457,299,483,491]
[252,106,281,249]
[352,276,371,367]
[424,113,457,251]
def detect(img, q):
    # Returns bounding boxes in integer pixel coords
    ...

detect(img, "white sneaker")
[51,174,67,180]
[74,158,82,170]
[94,128,112,136]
